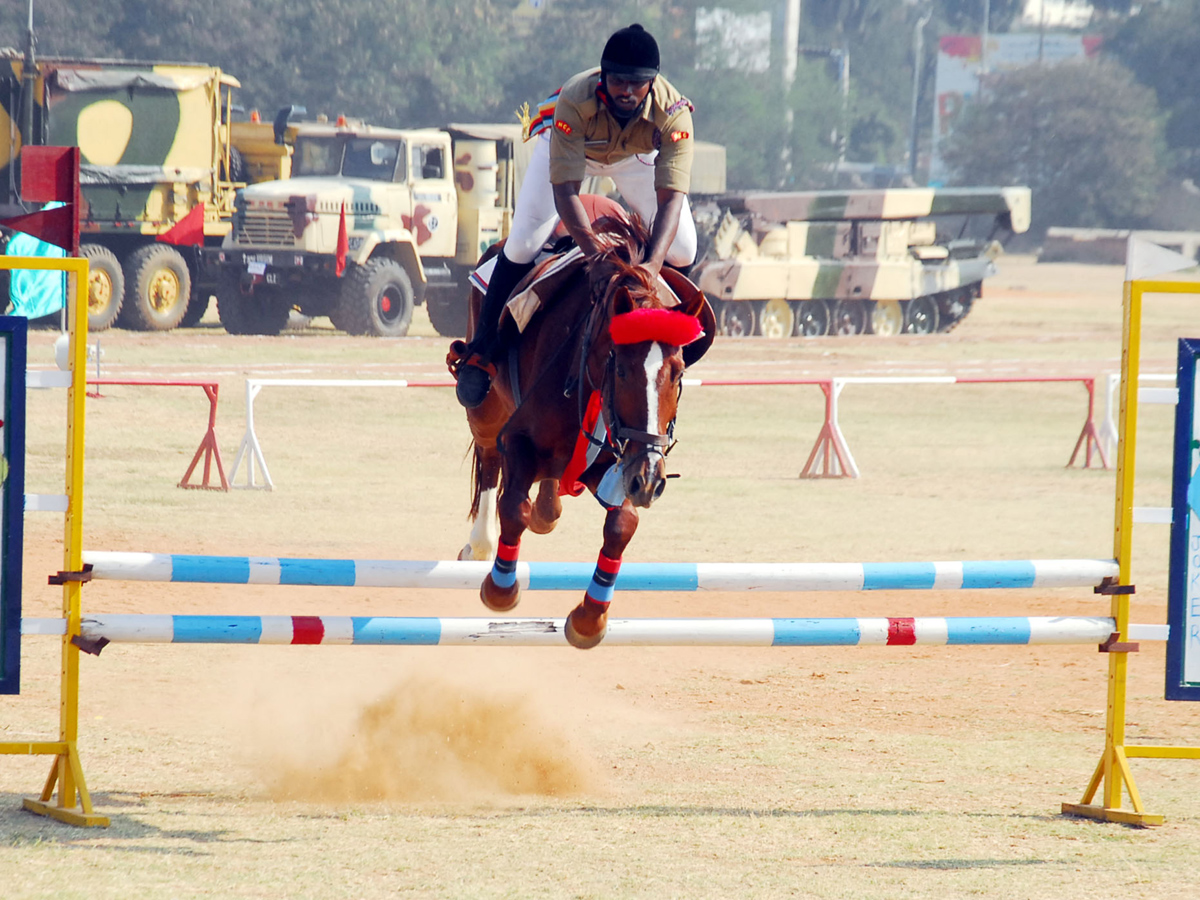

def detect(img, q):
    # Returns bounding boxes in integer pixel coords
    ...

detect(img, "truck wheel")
[936,288,973,333]
[868,300,904,336]
[758,299,794,339]
[718,302,756,337]
[906,296,940,334]
[81,244,124,332]
[830,299,868,336]
[335,258,414,336]
[794,299,830,337]
[216,269,292,336]
[119,244,191,331]
[179,288,211,328]
[426,291,469,337]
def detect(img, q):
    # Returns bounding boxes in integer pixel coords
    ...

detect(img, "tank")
[692,186,1031,338]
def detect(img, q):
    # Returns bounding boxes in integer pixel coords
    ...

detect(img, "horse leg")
[459,445,501,561]
[527,478,563,535]
[565,499,639,650]
[479,438,537,613]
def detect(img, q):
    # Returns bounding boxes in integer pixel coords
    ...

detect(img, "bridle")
[575,277,681,463]
[600,349,679,459]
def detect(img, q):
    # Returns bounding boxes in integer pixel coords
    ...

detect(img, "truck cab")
[212,121,518,336]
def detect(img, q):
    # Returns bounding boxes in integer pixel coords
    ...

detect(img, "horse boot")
[454,252,534,409]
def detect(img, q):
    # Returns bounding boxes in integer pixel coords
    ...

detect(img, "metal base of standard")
[1061,802,1163,828]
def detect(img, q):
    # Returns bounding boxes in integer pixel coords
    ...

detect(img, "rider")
[453,23,698,409]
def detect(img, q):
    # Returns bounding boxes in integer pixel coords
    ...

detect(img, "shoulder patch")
[665,97,694,116]
[670,130,690,143]
[555,120,573,136]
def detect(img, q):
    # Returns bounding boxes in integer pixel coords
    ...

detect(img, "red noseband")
[610,308,704,346]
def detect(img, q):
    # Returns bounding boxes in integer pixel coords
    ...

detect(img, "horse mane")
[586,215,662,309]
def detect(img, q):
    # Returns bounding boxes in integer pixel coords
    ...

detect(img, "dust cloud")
[257,673,596,803]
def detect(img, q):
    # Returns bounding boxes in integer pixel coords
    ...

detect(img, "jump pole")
[25,613,1140,648]
[80,552,1119,592]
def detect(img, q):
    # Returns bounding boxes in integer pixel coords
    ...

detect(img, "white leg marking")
[463,488,499,561]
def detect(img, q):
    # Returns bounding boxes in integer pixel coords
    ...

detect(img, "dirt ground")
[2,255,1200,898]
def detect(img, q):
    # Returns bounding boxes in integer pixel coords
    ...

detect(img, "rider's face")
[604,73,653,113]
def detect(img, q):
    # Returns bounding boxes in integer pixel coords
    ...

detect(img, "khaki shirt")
[549,67,695,193]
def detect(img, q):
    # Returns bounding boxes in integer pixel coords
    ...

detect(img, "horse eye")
[616,365,628,379]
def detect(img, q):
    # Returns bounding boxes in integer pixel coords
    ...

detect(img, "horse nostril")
[630,475,643,495]
[653,479,665,499]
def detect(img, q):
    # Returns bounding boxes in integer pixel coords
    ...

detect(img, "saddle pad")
[469,252,683,334]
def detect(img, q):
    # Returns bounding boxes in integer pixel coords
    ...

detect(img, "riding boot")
[455,252,534,409]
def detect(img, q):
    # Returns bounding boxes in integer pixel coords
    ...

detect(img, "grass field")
[2,256,1200,898]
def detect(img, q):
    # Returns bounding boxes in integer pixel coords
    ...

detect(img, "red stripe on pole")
[291,616,325,644]
[887,617,917,645]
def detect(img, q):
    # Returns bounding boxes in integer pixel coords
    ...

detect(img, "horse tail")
[468,441,483,521]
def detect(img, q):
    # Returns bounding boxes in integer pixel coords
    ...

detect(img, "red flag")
[156,202,206,247]
[0,204,76,253]
[335,202,348,277]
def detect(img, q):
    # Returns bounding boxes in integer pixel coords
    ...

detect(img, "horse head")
[589,219,710,508]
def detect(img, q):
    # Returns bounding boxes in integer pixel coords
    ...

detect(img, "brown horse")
[451,217,715,648]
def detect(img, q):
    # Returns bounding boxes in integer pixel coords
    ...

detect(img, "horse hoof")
[527,515,558,536]
[564,603,607,650]
[459,543,485,562]
[481,573,520,612]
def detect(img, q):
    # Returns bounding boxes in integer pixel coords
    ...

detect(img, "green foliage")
[934,0,1023,33]
[1105,0,1200,181]
[940,59,1164,236]
[3,0,1033,191]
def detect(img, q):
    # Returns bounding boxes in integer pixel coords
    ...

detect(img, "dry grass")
[2,256,1200,898]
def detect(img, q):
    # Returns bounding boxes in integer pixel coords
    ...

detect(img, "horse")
[449,215,715,649]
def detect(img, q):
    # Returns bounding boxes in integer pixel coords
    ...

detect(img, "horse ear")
[683,295,716,367]
[610,285,636,316]
[659,268,717,367]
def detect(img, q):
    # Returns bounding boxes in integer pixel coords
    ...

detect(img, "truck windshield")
[293,137,404,181]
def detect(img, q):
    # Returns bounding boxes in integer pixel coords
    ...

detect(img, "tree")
[1105,0,1200,182]
[939,58,1163,237]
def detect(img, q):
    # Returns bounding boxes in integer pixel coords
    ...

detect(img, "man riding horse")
[452,23,698,409]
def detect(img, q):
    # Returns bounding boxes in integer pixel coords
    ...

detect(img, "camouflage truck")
[209,120,529,336]
[0,54,286,331]
[692,186,1031,337]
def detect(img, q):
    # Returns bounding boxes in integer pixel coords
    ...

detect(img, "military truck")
[692,186,1031,337]
[0,54,293,331]
[209,120,529,336]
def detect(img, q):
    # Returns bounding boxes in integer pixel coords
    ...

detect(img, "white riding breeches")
[503,132,697,267]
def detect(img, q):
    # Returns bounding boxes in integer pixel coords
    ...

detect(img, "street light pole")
[908,8,931,182]
[780,0,802,186]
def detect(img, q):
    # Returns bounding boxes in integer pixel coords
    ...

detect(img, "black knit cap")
[601,24,660,80]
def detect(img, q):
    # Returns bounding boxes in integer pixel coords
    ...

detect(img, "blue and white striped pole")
[39,614,1125,647]
[81,552,1119,593]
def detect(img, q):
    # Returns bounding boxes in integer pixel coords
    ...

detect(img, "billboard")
[930,33,1102,184]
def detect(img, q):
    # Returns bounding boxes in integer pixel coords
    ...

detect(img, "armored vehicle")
[210,121,528,336]
[0,55,272,331]
[692,186,1031,337]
